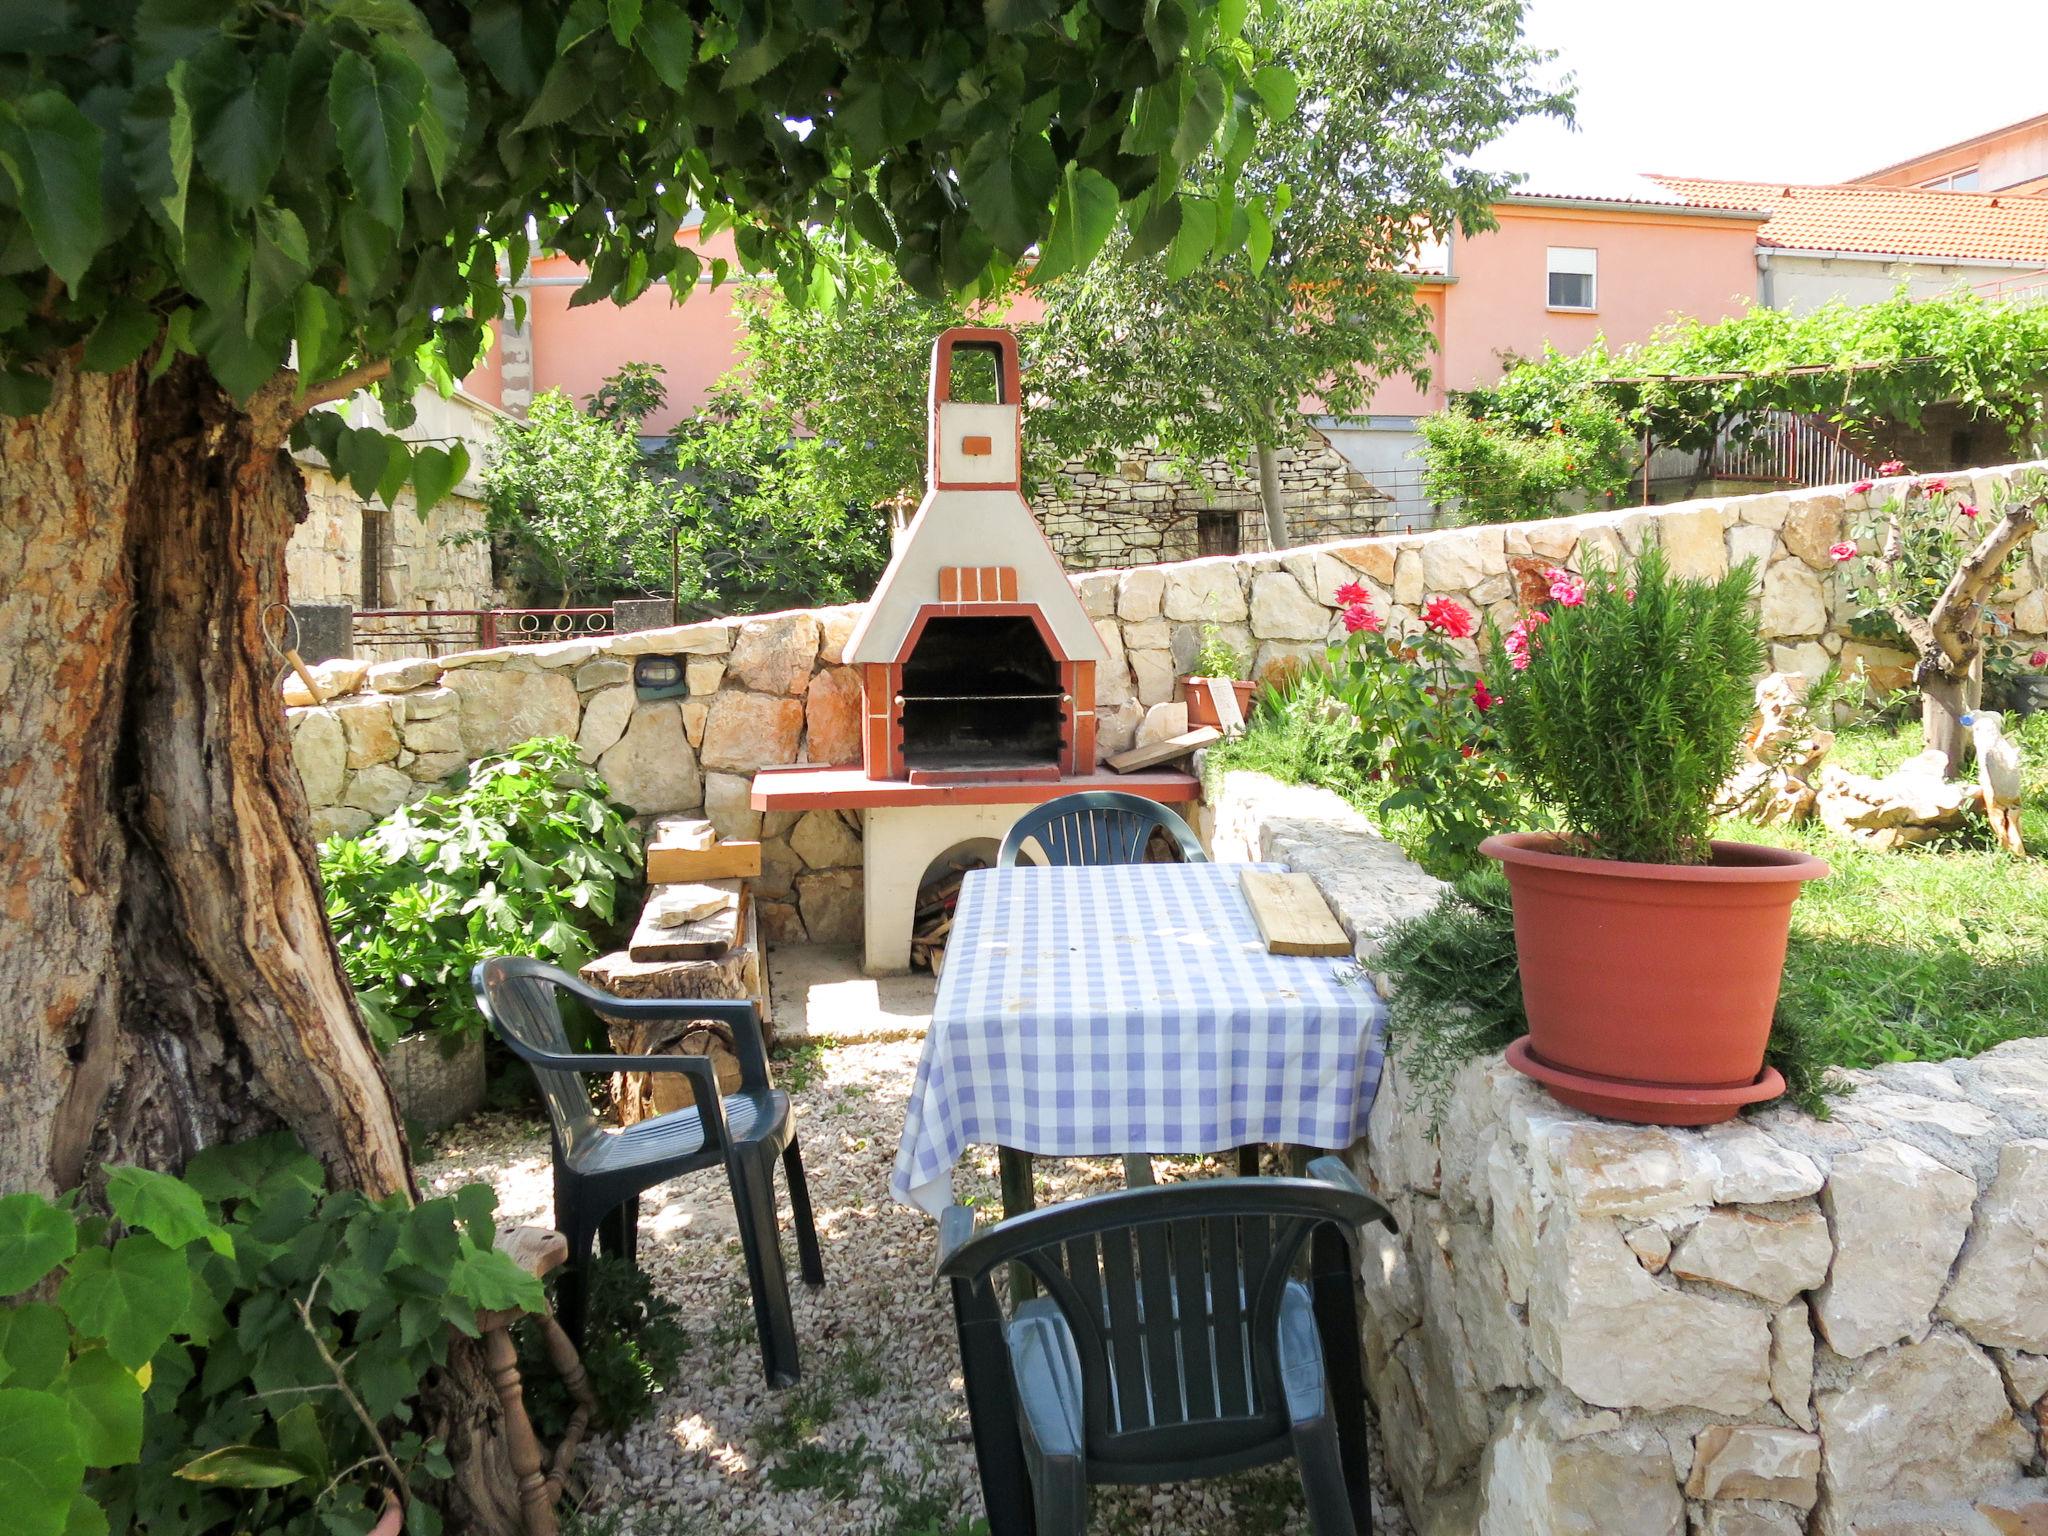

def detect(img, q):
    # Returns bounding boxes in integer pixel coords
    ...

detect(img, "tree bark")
[1,355,524,1535]
[1255,438,1289,550]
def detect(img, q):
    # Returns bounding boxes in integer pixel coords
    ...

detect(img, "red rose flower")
[1340,602,1383,634]
[1333,580,1369,608]
[1877,459,1906,475]
[1420,596,1476,638]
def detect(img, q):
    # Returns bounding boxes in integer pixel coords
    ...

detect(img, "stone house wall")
[1206,767,2048,1536]
[287,465,498,615]
[287,460,2048,945]
[1037,434,1394,569]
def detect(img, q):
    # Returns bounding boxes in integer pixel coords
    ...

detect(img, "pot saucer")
[1505,1037,1785,1127]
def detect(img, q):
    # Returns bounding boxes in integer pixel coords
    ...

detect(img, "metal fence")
[351,606,616,660]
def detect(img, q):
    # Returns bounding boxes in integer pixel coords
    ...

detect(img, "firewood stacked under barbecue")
[910,860,985,974]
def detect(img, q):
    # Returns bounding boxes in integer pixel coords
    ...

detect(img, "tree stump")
[579,904,767,1123]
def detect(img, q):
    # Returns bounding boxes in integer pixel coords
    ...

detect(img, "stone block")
[790,808,862,870]
[795,868,862,944]
[1334,539,1398,585]
[608,620,735,658]
[367,655,441,693]
[1419,527,1503,593]
[1116,566,1166,621]
[1760,560,1829,637]
[1816,1331,2031,1515]
[1671,1205,1832,1305]
[309,805,374,842]
[1529,1212,1771,1415]
[289,708,347,804]
[1699,1122,1824,1203]
[686,657,726,695]
[1771,1302,1816,1430]
[404,751,466,783]
[1393,548,1425,604]
[702,772,761,842]
[1658,506,1728,580]
[1093,618,1135,707]
[576,683,637,761]
[803,665,862,766]
[1815,1138,1978,1357]
[575,656,631,693]
[1131,649,1177,708]
[1781,493,1847,570]
[442,665,580,757]
[681,697,707,749]
[1477,1401,1684,1536]
[1122,618,1171,651]
[1135,701,1188,748]
[1685,1425,1820,1507]
[1074,570,1119,618]
[283,654,371,706]
[1248,571,1330,640]
[815,604,861,665]
[332,695,402,768]
[609,597,674,632]
[699,691,805,773]
[1161,560,1248,623]
[725,612,819,695]
[1532,1119,1713,1218]
[595,702,702,814]
[342,763,414,819]
[400,685,457,720]
[1939,1139,2048,1351]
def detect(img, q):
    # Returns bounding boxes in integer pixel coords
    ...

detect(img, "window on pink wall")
[1546,246,1597,312]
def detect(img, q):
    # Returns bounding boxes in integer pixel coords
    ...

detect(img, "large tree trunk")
[1,355,523,1535]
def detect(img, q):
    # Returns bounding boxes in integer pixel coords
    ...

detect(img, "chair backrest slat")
[998,791,1206,870]
[1170,1215,1218,1421]
[1096,1225,1151,1432]
[1207,1213,1252,1418]
[1133,1215,1184,1427]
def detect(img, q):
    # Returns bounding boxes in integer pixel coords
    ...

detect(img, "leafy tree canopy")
[0,0,1296,503]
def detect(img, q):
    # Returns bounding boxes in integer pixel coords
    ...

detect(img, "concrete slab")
[768,943,935,1042]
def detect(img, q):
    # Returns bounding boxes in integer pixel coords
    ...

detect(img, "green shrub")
[0,1136,540,1536]
[1378,868,1527,1123]
[1418,397,1636,524]
[321,738,643,1047]
[1481,548,1764,864]
[517,1257,689,1436]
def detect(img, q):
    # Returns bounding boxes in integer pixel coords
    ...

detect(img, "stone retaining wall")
[1207,767,2048,1536]
[288,461,2048,945]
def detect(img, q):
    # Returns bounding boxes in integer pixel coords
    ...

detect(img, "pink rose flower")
[1333,580,1369,608]
[1960,503,1980,519]
[2032,649,2048,669]
[1505,619,1536,670]
[1420,596,1476,638]
[1828,541,1858,563]
[1545,567,1586,607]
[1923,477,1949,494]
[1849,479,1874,495]
[1340,602,1383,634]
[1877,459,1906,475]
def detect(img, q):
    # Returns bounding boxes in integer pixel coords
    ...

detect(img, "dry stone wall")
[1037,435,1393,569]
[1207,767,2048,1536]
[287,462,2048,943]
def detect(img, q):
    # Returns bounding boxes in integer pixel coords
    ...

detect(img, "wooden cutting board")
[629,882,750,961]
[1238,869,1352,956]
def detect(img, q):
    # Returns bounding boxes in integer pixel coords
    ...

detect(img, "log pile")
[910,860,984,975]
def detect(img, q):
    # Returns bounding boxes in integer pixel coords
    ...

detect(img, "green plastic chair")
[997,791,1206,868]
[471,956,823,1386]
[937,1157,1392,1536]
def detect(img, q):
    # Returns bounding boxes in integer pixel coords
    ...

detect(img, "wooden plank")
[1238,869,1352,956]
[650,816,717,851]
[1105,726,1222,774]
[1203,676,1246,736]
[644,839,762,883]
[629,884,750,961]
[644,879,741,929]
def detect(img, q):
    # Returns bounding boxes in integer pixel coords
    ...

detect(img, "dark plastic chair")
[937,1158,1392,1536]
[997,791,1207,869]
[470,957,823,1386]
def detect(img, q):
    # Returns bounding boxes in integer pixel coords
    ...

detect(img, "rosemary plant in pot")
[1478,549,1828,1125]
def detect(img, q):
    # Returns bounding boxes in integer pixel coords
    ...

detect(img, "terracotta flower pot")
[1182,677,1256,728]
[1481,832,1828,1125]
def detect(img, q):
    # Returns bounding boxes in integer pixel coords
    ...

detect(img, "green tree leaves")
[184,41,288,212]
[1033,166,1120,284]
[58,1237,191,1369]
[329,42,424,231]
[0,1197,78,1296]
[105,1167,232,1259]
[0,93,103,288]
[0,1388,86,1536]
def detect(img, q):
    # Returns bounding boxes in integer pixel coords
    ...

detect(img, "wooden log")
[1106,726,1221,773]
[1238,869,1352,956]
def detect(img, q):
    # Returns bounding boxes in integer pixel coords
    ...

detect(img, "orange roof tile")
[1647,176,2048,265]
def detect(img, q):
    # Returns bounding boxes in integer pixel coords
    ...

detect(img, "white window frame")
[1917,166,1980,192]
[1546,246,1597,312]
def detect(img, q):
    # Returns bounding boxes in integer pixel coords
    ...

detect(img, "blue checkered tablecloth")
[889,861,1389,1214]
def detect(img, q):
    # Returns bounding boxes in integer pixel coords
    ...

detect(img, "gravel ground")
[421,1037,1411,1536]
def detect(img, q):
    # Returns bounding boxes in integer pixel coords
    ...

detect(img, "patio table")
[888,860,1389,1216]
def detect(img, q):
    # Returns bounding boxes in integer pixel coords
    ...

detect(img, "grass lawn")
[1724,709,2048,1076]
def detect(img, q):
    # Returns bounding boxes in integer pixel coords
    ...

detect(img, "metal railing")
[351,606,616,659]
[1645,410,1877,494]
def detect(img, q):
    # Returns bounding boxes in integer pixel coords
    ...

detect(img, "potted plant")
[1478,550,1828,1125]
[1182,621,1256,727]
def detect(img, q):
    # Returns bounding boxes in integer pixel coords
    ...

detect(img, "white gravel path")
[420,1037,1411,1536]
